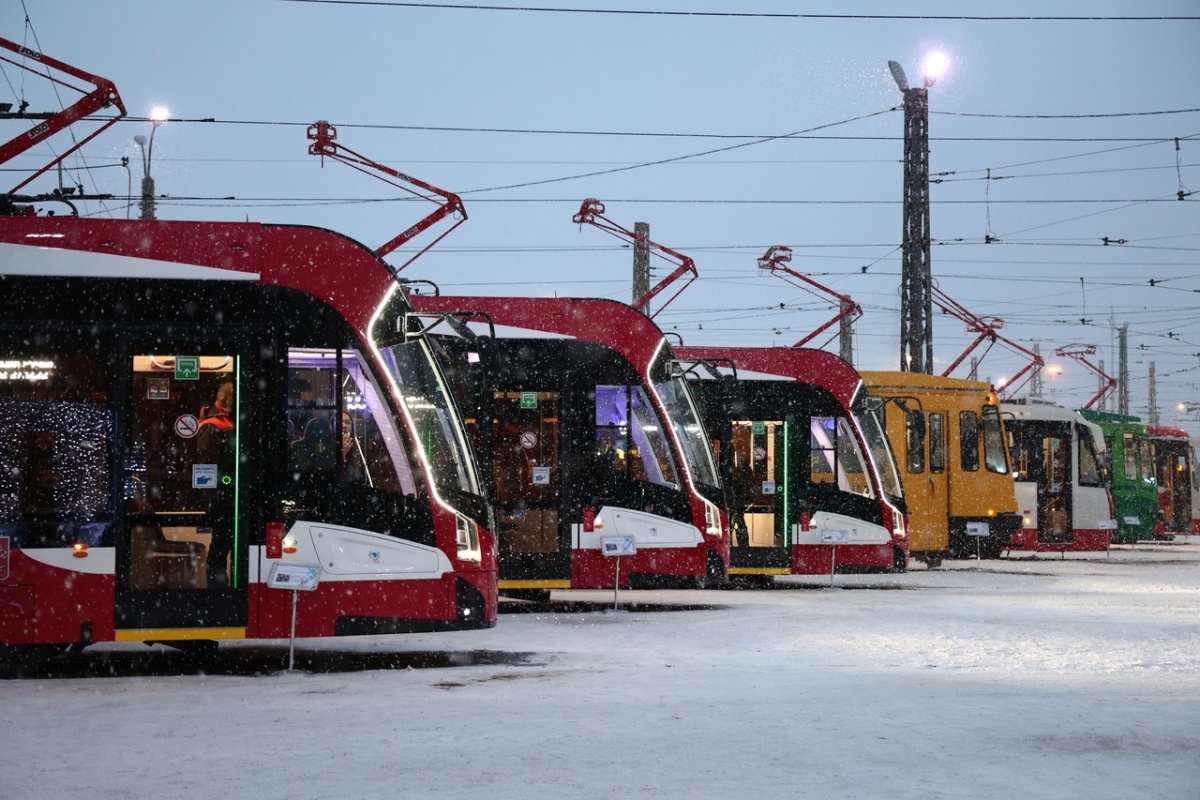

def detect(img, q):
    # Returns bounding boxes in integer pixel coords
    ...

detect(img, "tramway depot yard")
[4,542,1199,800]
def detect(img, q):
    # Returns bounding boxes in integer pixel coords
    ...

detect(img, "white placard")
[965,522,990,537]
[601,536,636,556]
[267,563,321,591]
[821,529,849,543]
[761,480,776,495]
[532,466,551,485]
[192,463,218,489]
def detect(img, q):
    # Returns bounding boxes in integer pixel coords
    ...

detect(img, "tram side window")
[1139,439,1155,484]
[286,348,412,496]
[811,416,837,484]
[905,411,925,474]
[928,413,946,473]
[1009,427,1033,481]
[1077,424,1102,487]
[1122,433,1137,481]
[960,411,981,472]
[811,416,874,496]
[0,350,112,547]
[981,405,1009,474]
[595,384,679,488]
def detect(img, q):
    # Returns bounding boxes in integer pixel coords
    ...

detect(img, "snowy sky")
[4,1,1200,432]
[4,542,1199,799]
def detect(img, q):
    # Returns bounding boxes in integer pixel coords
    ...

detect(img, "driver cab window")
[286,348,412,496]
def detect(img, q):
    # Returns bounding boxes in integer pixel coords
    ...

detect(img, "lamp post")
[889,55,945,374]
[134,107,168,220]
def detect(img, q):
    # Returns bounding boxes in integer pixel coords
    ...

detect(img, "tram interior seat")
[128,513,207,590]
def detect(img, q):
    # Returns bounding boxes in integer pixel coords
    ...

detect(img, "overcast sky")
[4,1,1199,432]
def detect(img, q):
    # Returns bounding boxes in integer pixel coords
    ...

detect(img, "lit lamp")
[134,106,169,220]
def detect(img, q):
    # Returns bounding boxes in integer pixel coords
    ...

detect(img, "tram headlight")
[456,515,481,563]
[282,536,299,555]
[702,497,722,537]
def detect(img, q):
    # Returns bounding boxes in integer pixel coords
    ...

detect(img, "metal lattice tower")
[1030,344,1043,397]
[897,80,932,373]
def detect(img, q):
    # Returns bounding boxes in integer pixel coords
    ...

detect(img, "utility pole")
[133,108,168,221]
[838,299,855,365]
[1148,362,1158,424]
[1099,360,1107,411]
[633,221,651,316]
[1118,324,1129,415]
[889,60,935,373]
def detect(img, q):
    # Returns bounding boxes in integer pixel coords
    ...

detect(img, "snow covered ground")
[4,541,1199,799]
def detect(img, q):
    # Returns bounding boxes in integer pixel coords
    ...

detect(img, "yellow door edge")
[730,567,791,575]
[114,628,247,642]
[499,580,572,589]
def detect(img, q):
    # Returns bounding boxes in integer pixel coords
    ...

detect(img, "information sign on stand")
[267,563,321,672]
[601,536,636,609]
[965,522,990,563]
[821,529,848,585]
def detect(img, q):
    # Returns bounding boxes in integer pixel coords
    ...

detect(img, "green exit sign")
[175,356,200,381]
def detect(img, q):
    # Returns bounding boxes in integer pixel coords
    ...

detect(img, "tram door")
[489,391,566,581]
[1037,432,1073,544]
[901,409,949,553]
[115,338,258,634]
[1157,443,1191,533]
[730,420,789,566]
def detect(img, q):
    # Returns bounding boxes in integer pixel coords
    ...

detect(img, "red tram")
[0,219,499,665]
[0,38,497,667]
[675,346,908,576]
[409,295,729,599]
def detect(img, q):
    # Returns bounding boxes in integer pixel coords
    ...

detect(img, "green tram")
[1077,409,1159,543]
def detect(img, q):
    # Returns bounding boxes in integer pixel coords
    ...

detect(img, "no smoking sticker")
[175,414,200,439]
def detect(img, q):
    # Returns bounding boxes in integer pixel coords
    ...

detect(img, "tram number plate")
[267,563,321,591]
[965,522,990,537]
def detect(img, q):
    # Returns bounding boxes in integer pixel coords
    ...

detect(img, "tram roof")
[408,295,669,371]
[0,217,397,333]
[673,345,861,406]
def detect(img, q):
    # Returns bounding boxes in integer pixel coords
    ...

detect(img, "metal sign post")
[821,530,848,585]
[601,536,636,609]
[266,563,321,672]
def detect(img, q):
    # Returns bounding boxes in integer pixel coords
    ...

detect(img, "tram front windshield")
[374,303,481,501]
[855,391,905,507]
[650,352,721,495]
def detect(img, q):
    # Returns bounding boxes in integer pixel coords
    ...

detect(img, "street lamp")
[134,106,168,220]
[889,54,946,375]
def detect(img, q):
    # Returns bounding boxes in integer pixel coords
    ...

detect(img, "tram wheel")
[0,643,66,674]
[154,640,220,658]
[501,589,552,604]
